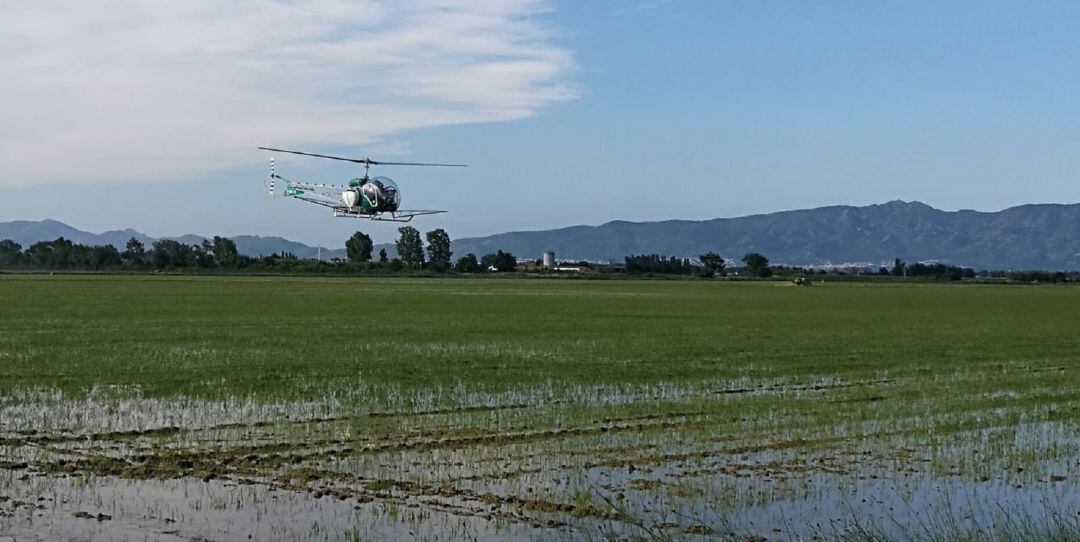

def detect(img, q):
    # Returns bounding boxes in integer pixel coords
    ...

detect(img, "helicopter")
[258,147,465,222]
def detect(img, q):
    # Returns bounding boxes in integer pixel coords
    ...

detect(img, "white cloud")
[0,0,574,185]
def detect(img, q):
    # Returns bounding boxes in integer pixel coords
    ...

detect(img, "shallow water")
[2,375,1077,540]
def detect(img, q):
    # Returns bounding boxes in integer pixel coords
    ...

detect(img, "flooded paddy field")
[0,275,1077,540]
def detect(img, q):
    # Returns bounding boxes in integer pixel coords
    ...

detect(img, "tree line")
[0,237,243,271]
[624,252,768,277]
[624,253,1079,282]
[3,234,1076,282]
[874,258,976,280]
[344,226,517,273]
[0,227,519,274]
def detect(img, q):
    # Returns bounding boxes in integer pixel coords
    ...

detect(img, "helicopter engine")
[340,176,401,212]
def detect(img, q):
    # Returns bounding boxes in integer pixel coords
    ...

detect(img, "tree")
[698,252,726,277]
[90,245,122,270]
[454,253,479,273]
[26,238,75,269]
[25,241,53,268]
[497,251,517,272]
[213,236,240,267]
[906,262,974,281]
[425,228,452,271]
[122,237,147,267]
[0,239,22,267]
[151,240,193,268]
[346,231,374,263]
[395,226,424,268]
[379,248,388,263]
[195,239,217,268]
[892,257,907,277]
[624,254,693,275]
[481,250,516,272]
[742,252,771,277]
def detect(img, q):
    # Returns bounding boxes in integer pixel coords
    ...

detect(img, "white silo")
[543,251,555,269]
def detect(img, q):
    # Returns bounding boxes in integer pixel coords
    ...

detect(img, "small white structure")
[543,251,555,269]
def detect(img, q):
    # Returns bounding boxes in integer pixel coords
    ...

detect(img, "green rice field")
[0,275,1077,540]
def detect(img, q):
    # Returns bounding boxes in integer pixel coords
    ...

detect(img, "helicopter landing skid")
[331,206,447,222]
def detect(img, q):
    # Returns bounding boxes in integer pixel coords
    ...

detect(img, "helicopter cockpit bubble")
[360,176,401,212]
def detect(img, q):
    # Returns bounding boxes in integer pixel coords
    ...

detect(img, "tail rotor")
[264,158,278,197]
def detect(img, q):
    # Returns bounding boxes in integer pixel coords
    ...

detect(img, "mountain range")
[3,200,1080,270]
[451,201,1080,270]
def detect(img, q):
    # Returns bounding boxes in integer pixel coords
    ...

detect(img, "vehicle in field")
[259,147,465,222]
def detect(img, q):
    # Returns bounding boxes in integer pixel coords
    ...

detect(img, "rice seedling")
[0,275,1076,540]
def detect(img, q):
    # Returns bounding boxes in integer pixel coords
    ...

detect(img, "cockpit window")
[370,176,401,209]
[362,183,379,207]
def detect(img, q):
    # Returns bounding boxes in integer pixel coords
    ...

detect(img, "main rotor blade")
[259,147,466,167]
[258,147,366,164]
[373,161,467,167]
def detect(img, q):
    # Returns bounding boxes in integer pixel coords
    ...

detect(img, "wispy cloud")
[0,0,574,185]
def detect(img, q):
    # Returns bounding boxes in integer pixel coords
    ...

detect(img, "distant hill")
[450,201,1080,270]
[230,236,346,260]
[6,200,1080,269]
[0,220,346,260]
[0,219,155,250]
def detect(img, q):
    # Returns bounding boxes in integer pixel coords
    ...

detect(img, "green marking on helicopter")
[283,180,305,197]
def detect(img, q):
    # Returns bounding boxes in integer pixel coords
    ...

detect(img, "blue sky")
[2,1,1080,247]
